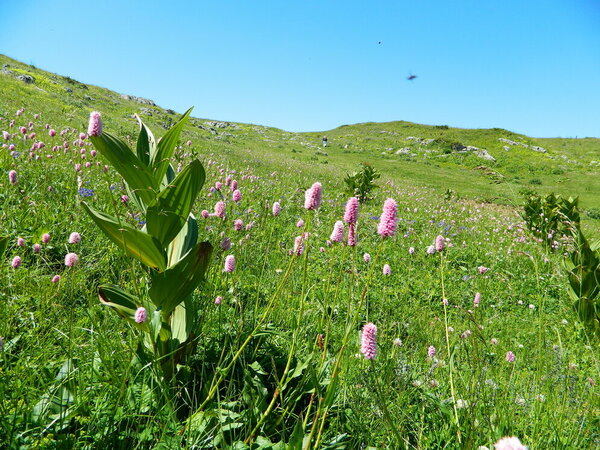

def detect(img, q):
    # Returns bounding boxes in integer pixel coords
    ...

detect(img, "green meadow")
[0,54,598,449]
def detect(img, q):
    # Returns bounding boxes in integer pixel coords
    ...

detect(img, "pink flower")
[49,129,56,137]
[232,189,242,202]
[51,275,61,283]
[224,254,236,272]
[214,296,223,305]
[33,244,41,253]
[428,345,436,358]
[42,233,51,244]
[493,436,527,450]
[491,338,498,345]
[11,256,22,268]
[272,201,281,216]
[186,140,192,146]
[214,201,226,219]
[221,237,232,251]
[64,252,79,267]
[409,247,415,254]
[68,232,81,244]
[435,235,444,252]
[2,130,9,140]
[505,351,515,363]
[383,264,391,275]
[215,181,222,190]
[304,182,322,210]
[134,307,148,323]
[234,219,243,231]
[474,292,481,307]
[377,198,397,238]
[120,195,129,203]
[8,170,17,185]
[296,219,304,228]
[426,245,435,255]
[88,111,103,136]
[360,323,378,359]
[17,237,24,247]
[347,223,357,246]
[478,265,489,274]
[201,209,209,218]
[363,253,371,262]
[343,197,359,224]
[225,176,232,186]
[330,221,344,243]
[293,235,305,255]
[231,179,238,190]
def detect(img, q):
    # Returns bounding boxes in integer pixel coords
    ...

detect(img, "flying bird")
[407,73,417,81]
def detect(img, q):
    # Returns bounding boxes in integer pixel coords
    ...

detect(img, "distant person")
[322,136,328,147]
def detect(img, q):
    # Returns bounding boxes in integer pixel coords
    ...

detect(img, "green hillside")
[2,53,599,215]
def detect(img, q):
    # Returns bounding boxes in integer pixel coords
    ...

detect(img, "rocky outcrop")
[120,94,156,106]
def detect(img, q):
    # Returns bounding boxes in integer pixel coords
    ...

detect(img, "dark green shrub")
[344,163,380,202]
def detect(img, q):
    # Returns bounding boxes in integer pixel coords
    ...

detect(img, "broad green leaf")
[167,214,198,267]
[82,202,166,271]
[146,160,205,247]
[0,236,8,259]
[135,114,155,166]
[149,241,212,316]
[170,295,194,345]
[151,107,193,185]
[90,132,157,206]
[150,310,162,342]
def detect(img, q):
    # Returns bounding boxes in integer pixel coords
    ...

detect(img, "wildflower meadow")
[0,55,598,449]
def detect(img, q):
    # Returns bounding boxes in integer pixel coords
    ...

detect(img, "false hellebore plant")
[84,108,211,379]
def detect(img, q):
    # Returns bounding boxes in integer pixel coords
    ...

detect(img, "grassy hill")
[2,53,599,216]
[1,54,599,448]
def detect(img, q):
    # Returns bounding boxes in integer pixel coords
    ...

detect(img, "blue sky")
[1,0,599,137]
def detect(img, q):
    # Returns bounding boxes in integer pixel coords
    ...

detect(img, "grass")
[0,54,598,448]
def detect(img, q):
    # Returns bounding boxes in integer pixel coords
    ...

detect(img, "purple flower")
[360,323,378,360]
[11,256,22,268]
[347,223,357,247]
[234,219,243,231]
[134,307,148,323]
[33,243,41,253]
[296,219,304,228]
[221,237,231,251]
[69,232,81,244]
[505,351,515,363]
[377,198,397,238]
[232,189,242,202]
[88,111,103,137]
[42,233,51,244]
[52,275,61,283]
[214,201,226,219]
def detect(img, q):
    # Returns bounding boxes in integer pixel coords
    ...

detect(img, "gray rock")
[1,68,13,76]
[165,109,176,115]
[205,121,228,128]
[475,149,496,162]
[140,107,153,116]
[16,74,35,84]
[530,145,547,153]
[421,138,435,145]
[120,94,156,106]
[65,87,73,93]
[502,146,511,151]
[84,95,95,101]
[395,147,412,155]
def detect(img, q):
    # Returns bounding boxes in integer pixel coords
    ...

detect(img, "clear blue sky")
[1,0,599,137]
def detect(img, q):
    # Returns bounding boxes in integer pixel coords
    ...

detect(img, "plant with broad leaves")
[344,163,380,202]
[521,193,579,249]
[85,108,212,379]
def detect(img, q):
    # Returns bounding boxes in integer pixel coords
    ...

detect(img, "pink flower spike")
[68,232,81,244]
[383,264,391,275]
[360,323,378,360]
[214,201,226,219]
[214,296,223,305]
[8,170,17,185]
[17,237,25,247]
[11,256,22,268]
[304,182,322,210]
[377,198,397,238]
[363,253,371,262]
[224,254,236,273]
[42,233,51,244]
[64,252,79,267]
[272,201,281,216]
[347,223,356,247]
[474,292,481,307]
[435,235,444,252]
[427,346,436,358]
[293,235,305,255]
[330,221,344,243]
[409,247,415,255]
[134,307,148,323]
[296,219,305,228]
[33,244,41,253]
[88,111,103,136]
[343,197,359,224]
[494,436,527,450]
[51,275,61,283]
[505,351,515,363]
[232,189,242,202]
